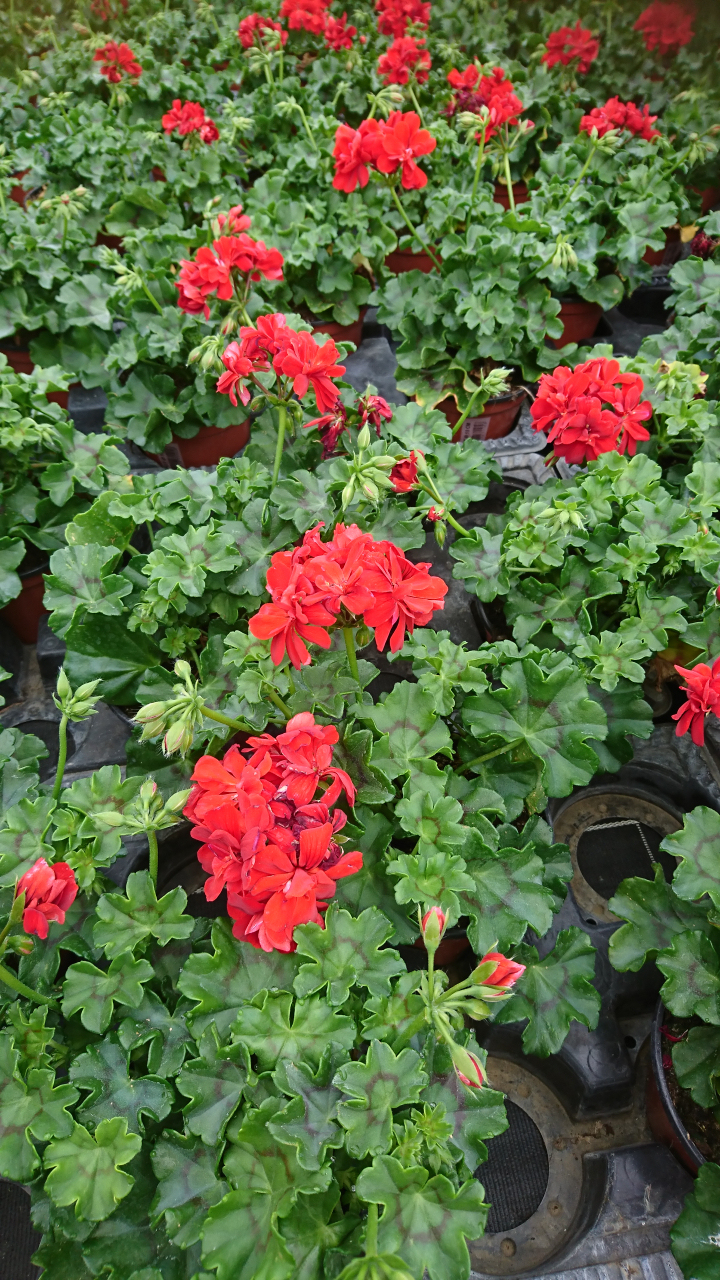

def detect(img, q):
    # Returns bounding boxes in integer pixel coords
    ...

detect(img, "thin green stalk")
[502,150,516,214]
[453,382,488,434]
[364,1203,379,1258]
[277,44,284,83]
[444,510,468,537]
[142,281,164,315]
[263,61,275,88]
[262,684,292,719]
[343,627,362,700]
[52,715,68,802]
[456,737,524,775]
[202,705,254,733]
[0,962,58,1006]
[390,187,442,271]
[406,81,424,124]
[296,106,318,151]
[61,215,68,252]
[555,140,599,212]
[470,123,487,208]
[148,829,158,890]
[417,481,466,537]
[367,95,379,120]
[0,184,5,217]
[272,402,287,487]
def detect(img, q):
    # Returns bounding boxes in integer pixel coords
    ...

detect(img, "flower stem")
[364,1203,379,1257]
[406,81,424,124]
[502,150,516,214]
[555,139,599,212]
[0,962,58,1007]
[142,281,164,315]
[445,511,468,537]
[453,381,488,435]
[456,737,524,775]
[470,124,487,209]
[201,705,254,733]
[148,829,158,890]
[390,187,442,271]
[262,684,292,719]
[343,627,362,700]
[52,714,68,803]
[272,402,287,488]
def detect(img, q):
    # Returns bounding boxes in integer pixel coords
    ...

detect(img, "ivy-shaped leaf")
[450,528,508,602]
[461,844,556,956]
[0,1033,78,1181]
[178,918,299,1040]
[608,868,709,972]
[151,1131,227,1249]
[176,1025,249,1146]
[93,870,195,960]
[118,990,194,1078]
[278,1184,356,1280]
[332,810,417,945]
[388,848,475,922]
[269,1052,346,1172]
[293,905,405,1007]
[496,929,601,1056]
[671,1161,720,1280]
[69,1038,173,1134]
[62,954,154,1034]
[232,991,355,1071]
[334,1041,427,1158]
[332,725,394,806]
[395,793,469,859]
[658,931,720,1024]
[661,807,720,909]
[44,1118,142,1222]
[588,679,653,773]
[422,1073,508,1178]
[356,1154,488,1280]
[0,796,55,886]
[672,1026,720,1109]
[359,682,452,785]
[45,543,132,635]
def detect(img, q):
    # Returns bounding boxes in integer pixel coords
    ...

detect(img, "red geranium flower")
[238,13,288,48]
[447,65,479,92]
[237,312,291,365]
[390,451,420,492]
[325,12,356,49]
[477,951,526,989]
[332,119,382,193]
[244,712,356,807]
[249,554,337,667]
[305,405,350,457]
[690,231,719,260]
[542,22,599,75]
[610,377,653,455]
[362,543,448,652]
[216,341,255,408]
[531,359,653,464]
[672,657,720,746]
[280,0,329,34]
[634,2,695,54]
[273,331,346,414]
[185,749,276,827]
[161,100,219,144]
[373,110,437,189]
[176,236,284,318]
[216,205,252,234]
[377,35,431,86]
[93,40,142,82]
[16,858,78,940]
[446,66,529,140]
[359,393,393,435]
[376,0,430,38]
[580,96,659,141]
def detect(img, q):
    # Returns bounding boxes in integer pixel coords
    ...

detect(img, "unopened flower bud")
[163,720,194,756]
[449,1042,485,1089]
[420,905,446,953]
[357,424,371,449]
[434,520,446,548]
[473,950,526,992]
[355,625,372,647]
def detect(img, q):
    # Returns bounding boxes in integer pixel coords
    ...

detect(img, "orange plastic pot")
[147,419,251,469]
[311,308,367,347]
[0,345,34,376]
[1,570,48,644]
[493,180,529,211]
[551,298,603,349]
[10,169,29,206]
[437,388,526,441]
[643,226,680,267]
[384,247,439,274]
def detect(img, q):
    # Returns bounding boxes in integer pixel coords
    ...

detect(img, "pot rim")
[651,997,706,1171]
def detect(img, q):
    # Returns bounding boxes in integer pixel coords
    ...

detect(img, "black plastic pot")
[619,281,673,326]
[647,1000,705,1176]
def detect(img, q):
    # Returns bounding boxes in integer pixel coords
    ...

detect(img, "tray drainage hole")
[477,1099,549,1233]
[624,1035,637,1049]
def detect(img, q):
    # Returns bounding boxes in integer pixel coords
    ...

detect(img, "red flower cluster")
[90,0,128,19]
[185,718,361,952]
[359,393,393,435]
[446,65,529,140]
[324,13,357,49]
[238,13,288,48]
[580,97,660,141]
[217,313,346,414]
[542,22,600,75]
[673,657,720,746]
[161,100,219,144]
[93,40,142,82]
[376,0,430,38]
[390,450,420,492]
[531,358,652,464]
[16,858,78,941]
[215,205,252,235]
[377,35,431,85]
[690,230,719,260]
[176,236,284,319]
[332,111,436,192]
[634,2,695,54]
[280,0,329,34]
[249,522,447,666]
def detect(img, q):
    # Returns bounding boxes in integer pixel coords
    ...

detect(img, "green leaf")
[271,471,331,533]
[427,440,500,514]
[64,614,164,704]
[462,844,556,956]
[45,543,132,636]
[63,954,154,1034]
[269,1053,345,1172]
[332,725,394,805]
[334,1041,427,1158]
[293,906,405,1007]
[57,274,115,330]
[118,990,193,1078]
[395,793,468,858]
[362,971,426,1049]
[0,796,55,886]
[232,991,355,1071]
[0,537,24,607]
[178,919,299,1040]
[608,869,709,971]
[69,1038,173,1134]
[0,1033,78,1181]
[278,1184,356,1280]
[359,682,452,785]
[44,1118,142,1222]
[332,810,416,945]
[177,1025,248,1145]
[93,870,195,961]
[671,1161,720,1280]
[587,680,653,772]
[388,848,474,922]
[449,528,508,602]
[661,807,720,909]
[356,1155,487,1280]
[422,1074,508,1177]
[573,630,649,691]
[496,929,601,1056]
[151,1131,227,1249]
[658,931,720,1024]
[462,655,606,797]
[672,1026,720,1109]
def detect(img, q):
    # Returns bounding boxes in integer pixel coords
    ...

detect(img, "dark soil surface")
[662,1015,720,1162]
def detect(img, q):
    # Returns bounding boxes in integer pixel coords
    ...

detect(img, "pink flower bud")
[421,906,446,951]
[450,1042,484,1089]
[477,951,526,988]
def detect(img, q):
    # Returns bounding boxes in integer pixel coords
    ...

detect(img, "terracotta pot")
[0,563,49,644]
[437,387,527,442]
[647,1000,704,1176]
[692,186,720,215]
[147,419,251,469]
[96,231,124,252]
[643,226,681,267]
[151,166,167,183]
[0,345,34,376]
[412,929,471,965]
[10,169,29,207]
[311,308,367,347]
[493,180,530,211]
[551,298,603,349]
[384,247,438,275]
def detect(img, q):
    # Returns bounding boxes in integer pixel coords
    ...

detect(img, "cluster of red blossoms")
[217,313,345,415]
[531,358,652,465]
[377,35,431,85]
[542,22,600,75]
[176,232,283,318]
[185,716,361,952]
[238,13,288,47]
[580,97,660,142]
[93,41,142,82]
[376,0,430,38]
[161,100,219,144]
[672,657,720,746]
[15,858,78,940]
[333,110,436,193]
[446,65,530,140]
[90,0,128,19]
[249,522,447,666]
[634,2,695,55]
[239,5,356,50]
